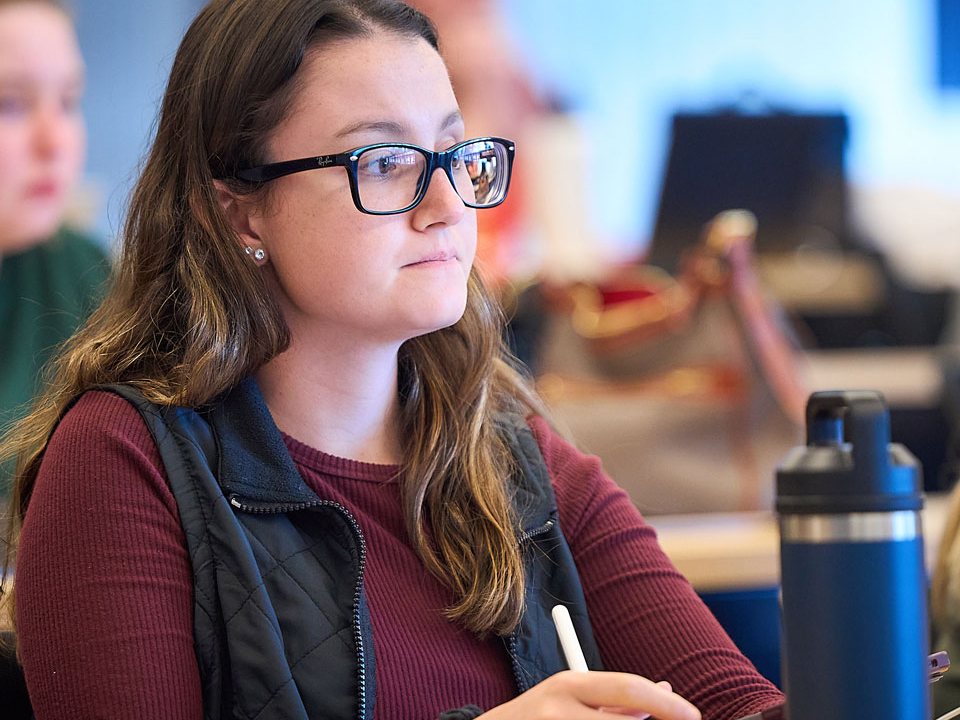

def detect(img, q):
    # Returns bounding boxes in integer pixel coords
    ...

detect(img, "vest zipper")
[506,517,555,692]
[229,494,369,720]
[518,517,554,544]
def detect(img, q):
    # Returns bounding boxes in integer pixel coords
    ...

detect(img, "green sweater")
[0,227,111,461]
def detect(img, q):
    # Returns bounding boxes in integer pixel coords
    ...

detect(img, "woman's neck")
[255,333,403,465]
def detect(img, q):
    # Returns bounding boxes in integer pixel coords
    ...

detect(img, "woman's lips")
[405,251,457,267]
[26,180,61,199]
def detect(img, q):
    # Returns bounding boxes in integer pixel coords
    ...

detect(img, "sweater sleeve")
[527,415,784,720]
[15,391,202,719]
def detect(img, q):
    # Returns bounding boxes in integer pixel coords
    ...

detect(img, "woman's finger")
[557,671,700,720]
[602,680,678,718]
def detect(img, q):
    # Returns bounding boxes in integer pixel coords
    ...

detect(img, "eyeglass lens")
[355,139,509,213]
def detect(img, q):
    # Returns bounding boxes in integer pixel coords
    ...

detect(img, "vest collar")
[207,377,320,505]
[206,377,556,533]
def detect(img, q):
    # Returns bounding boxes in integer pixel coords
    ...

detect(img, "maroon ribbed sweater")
[15,391,783,719]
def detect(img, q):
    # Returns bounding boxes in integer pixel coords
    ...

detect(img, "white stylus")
[552,604,589,672]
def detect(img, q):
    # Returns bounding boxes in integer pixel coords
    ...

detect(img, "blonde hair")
[2,0,544,637]
[933,489,960,631]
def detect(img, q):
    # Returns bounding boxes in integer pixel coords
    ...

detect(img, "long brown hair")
[2,0,543,637]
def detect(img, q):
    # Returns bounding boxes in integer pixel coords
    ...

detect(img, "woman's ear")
[213,180,268,264]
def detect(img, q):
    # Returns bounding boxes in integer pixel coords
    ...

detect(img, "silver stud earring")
[244,246,266,262]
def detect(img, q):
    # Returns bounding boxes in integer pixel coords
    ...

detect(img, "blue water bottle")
[776,390,928,720]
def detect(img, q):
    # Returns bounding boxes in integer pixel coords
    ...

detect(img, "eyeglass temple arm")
[232,153,352,183]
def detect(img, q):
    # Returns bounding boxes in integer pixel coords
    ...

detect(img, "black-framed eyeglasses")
[224,136,515,216]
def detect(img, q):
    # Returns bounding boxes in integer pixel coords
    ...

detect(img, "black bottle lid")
[776,390,923,514]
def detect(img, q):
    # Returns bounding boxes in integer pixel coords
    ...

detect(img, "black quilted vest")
[78,379,602,719]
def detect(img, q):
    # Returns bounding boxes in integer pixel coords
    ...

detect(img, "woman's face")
[246,31,477,349]
[0,2,85,253]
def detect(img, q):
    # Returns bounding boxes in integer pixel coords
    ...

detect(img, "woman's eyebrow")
[333,110,464,142]
[0,68,85,91]
[438,109,464,132]
[334,119,407,140]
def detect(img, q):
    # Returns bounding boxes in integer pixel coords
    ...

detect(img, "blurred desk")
[649,491,953,593]
[649,511,779,593]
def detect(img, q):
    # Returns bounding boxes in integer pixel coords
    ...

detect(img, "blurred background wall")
[69,0,200,238]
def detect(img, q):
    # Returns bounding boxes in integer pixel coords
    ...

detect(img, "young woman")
[0,0,109,445]
[2,1,784,718]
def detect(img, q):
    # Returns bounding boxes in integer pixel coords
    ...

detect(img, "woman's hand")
[480,671,701,720]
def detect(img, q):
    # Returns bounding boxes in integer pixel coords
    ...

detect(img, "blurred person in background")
[0,0,110,460]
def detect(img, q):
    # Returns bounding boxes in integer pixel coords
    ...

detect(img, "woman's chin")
[0,219,60,254]
[399,299,468,340]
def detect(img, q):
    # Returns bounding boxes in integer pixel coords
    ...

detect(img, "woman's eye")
[360,153,398,178]
[61,93,82,114]
[359,150,418,179]
[0,95,28,116]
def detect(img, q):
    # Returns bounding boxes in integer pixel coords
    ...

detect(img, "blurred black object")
[0,632,31,719]
[937,352,960,491]
[647,110,955,349]
[503,282,548,376]
[795,246,955,349]
[650,112,850,270]
[892,403,951,493]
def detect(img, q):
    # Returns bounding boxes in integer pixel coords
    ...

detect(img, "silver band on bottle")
[780,510,920,544]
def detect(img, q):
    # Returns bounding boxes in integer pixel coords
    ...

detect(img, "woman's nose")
[30,103,72,160]
[411,166,467,230]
